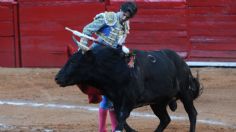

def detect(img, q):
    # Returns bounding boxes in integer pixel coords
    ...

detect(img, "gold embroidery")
[104,12,117,26]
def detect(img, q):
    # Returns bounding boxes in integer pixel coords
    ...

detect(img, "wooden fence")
[0,0,236,67]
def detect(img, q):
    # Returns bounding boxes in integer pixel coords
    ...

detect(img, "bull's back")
[162,49,190,79]
[161,49,188,69]
[134,49,176,77]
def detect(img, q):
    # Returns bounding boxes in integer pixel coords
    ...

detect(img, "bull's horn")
[72,36,89,51]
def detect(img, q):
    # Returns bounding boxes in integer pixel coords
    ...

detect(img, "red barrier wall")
[187,0,236,61]
[1,0,236,67]
[18,0,105,67]
[0,1,20,67]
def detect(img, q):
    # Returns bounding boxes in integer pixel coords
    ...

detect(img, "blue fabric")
[99,25,111,36]
[99,96,113,110]
[96,24,120,48]
[90,42,103,50]
[91,40,113,49]
[98,26,118,48]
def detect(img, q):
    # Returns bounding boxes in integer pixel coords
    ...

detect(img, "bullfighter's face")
[119,10,131,23]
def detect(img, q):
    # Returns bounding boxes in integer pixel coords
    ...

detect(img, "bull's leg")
[181,98,197,132]
[150,104,171,132]
[114,111,130,131]
[108,111,136,132]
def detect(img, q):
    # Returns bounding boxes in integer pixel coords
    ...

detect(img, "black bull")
[55,46,201,132]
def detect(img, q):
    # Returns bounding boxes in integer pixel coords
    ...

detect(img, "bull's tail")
[189,71,203,100]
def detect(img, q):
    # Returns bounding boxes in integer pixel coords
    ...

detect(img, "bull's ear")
[85,50,95,63]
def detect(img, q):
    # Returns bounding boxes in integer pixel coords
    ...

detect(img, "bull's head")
[55,36,95,87]
[55,50,95,87]
[55,36,131,88]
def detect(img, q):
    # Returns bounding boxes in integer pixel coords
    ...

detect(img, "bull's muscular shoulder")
[96,11,117,26]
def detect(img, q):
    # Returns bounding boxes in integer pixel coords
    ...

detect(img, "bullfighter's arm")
[80,13,106,46]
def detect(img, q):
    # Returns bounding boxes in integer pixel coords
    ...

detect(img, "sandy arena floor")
[0,67,235,132]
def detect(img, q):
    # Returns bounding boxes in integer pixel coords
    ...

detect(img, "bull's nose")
[54,76,66,87]
[55,76,61,84]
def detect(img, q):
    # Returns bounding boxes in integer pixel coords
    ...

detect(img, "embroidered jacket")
[82,11,130,48]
